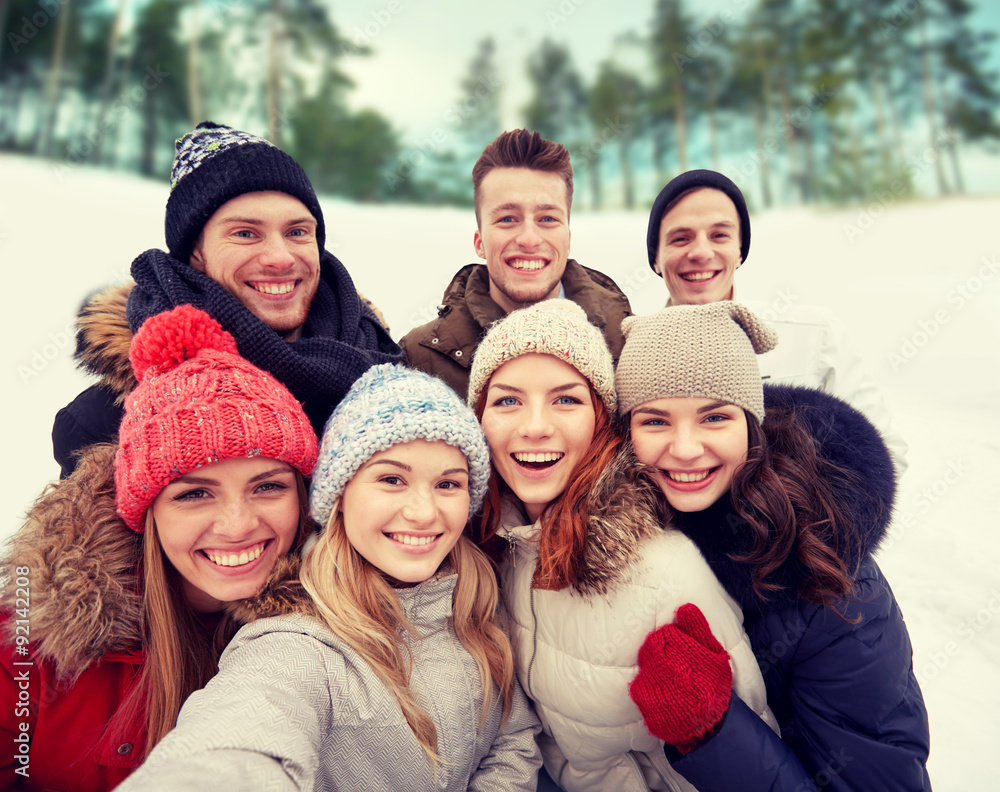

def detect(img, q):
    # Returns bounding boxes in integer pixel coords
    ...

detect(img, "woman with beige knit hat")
[617,301,931,792]
[468,298,776,792]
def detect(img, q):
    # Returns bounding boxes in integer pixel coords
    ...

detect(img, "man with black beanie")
[52,122,402,478]
[645,169,908,475]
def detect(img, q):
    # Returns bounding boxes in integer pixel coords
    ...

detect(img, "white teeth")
[508,259,546,271]
[251,282,294,295]
[667,470,711,483]
[682,272,714,282]
[206,543,264,567]
[389,534,436,546]
[513,452,563,463]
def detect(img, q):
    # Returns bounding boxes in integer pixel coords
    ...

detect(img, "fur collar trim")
[501,443,667,598]
[73,283,137,403]
[671,385,896,612]
[0,444,143,680]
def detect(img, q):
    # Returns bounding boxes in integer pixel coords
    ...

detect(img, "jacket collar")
[499,443,667,597]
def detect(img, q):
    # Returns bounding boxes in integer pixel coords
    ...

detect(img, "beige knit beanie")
[467,299,617,411]
[615,301,777,422]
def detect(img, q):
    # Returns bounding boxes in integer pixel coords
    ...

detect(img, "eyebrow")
[218,216,316,227]
[488,381,588,396]
[170,465,293,486]
[666,219,737,234]
[489,202,564,216]
[364,459,469,477]
[632,401,734,418]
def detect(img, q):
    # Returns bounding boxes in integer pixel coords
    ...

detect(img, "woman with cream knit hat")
[618,301,930,792]
[468,298,776,792]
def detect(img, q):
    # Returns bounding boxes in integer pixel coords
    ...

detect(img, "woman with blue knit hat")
[617,301,931,792]
[117,364,542,792]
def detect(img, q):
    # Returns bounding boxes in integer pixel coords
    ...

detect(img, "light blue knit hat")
[310,364,491,527]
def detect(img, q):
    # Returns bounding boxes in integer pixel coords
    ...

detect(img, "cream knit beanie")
[615,301,777,422]
[467,299,617,412]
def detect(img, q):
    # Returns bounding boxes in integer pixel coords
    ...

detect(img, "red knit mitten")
[628,603,733,754]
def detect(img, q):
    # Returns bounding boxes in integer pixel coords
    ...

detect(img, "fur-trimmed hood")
[73,283,137,404]
[500,442,667,597]
[0,440,315,679]
[670,384,897,612]
[0,443,143,679]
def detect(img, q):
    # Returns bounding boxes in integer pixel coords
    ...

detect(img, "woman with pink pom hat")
[0,305,317,791]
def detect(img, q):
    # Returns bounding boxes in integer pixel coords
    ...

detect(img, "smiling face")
[653,188,742,305]
[473,167,571,314]
[480,353,597,522]
[151,456,301,613]
[190,191,321,341]
[630,396,749,512]
[339,439,470,584]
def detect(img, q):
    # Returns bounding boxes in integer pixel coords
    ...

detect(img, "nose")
[401,487,436,527]
[214,497,258,539]
[687,232,712,261]
[518,403,554,440]
[259,234,295,268]
[669,425,703,463]
[515,220,542,249]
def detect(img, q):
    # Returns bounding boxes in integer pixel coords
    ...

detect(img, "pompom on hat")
[309,364,491,529]
[615,301,778,423]
[165,121,325,262]
[646,169,751,270]
[115,305,318,531]
[467,299,617,412]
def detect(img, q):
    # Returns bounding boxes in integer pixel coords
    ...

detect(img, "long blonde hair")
[299,506,514,765]
[111,473,312,757]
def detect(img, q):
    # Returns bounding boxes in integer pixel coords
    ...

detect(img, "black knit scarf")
[127,247,402,434]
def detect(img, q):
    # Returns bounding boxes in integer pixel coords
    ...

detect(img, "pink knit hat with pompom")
[114,304,318,531]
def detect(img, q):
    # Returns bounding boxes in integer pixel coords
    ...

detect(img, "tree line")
[1,0,996,208]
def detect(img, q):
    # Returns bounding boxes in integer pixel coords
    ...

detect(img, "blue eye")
[492,396,518,407]
[555,395,582,405]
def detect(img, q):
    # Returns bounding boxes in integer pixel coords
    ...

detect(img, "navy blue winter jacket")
[668,385,932,792]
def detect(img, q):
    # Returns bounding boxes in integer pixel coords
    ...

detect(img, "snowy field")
[2,152,998,788]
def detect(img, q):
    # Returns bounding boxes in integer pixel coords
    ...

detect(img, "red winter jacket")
[0,445,148,791]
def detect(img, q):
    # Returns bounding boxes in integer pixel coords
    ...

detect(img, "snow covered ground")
[2,152,997,788]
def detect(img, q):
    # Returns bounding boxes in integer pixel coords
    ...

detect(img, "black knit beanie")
[165,122,326,263]
[646,169,751,271]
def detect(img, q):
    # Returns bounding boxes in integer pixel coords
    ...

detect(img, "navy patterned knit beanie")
[165,121,326,262]
[646,169,751,270]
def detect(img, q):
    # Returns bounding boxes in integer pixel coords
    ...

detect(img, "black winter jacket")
[668,385,932,792]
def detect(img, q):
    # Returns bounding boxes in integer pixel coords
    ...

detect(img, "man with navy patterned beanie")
[53,122,402,477]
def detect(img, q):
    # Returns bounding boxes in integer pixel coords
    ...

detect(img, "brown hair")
[111,472,313,758]
[729,408,865,609]
[472,129,574,226]
[474,382,620,591]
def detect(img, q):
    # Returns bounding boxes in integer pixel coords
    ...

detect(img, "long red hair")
[474,382,621,591]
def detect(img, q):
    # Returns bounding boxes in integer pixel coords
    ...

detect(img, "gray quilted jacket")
[116,573,542,791]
